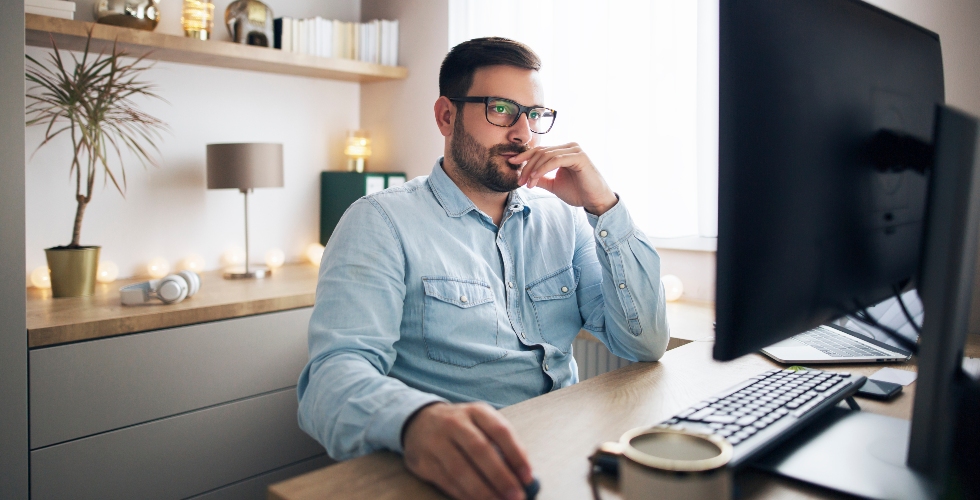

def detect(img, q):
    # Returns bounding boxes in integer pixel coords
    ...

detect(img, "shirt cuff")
[368,390,449,455]
[586,195,635,252]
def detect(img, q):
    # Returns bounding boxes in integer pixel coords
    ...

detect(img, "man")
[298,37,669,500]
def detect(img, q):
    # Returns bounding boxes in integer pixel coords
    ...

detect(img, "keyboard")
[795,326,889,357]
[654,367,867,468]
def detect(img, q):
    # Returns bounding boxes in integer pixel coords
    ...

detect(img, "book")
[273,18,282,50]
[25,5,73,19]
[25,0,74,11]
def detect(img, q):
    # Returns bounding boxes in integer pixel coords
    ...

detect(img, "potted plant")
[26,31,167,297]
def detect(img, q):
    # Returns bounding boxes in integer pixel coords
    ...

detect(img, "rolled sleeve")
[579,196,670,362]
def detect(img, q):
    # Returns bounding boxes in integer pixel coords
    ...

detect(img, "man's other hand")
[402,402,534,500]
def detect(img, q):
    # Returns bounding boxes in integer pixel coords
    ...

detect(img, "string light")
[97,261,119,283]
[30,266,51,289]
[662,274,684,302]
[305,243,325,266]
[147,257,171,279]
[177,254,206,273]
[265,248,286,269]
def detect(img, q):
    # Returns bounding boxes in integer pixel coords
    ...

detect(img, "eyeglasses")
[448,96,557,134]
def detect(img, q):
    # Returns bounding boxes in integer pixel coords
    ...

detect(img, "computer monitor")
[713,0,980,497]
[714,0,943,360]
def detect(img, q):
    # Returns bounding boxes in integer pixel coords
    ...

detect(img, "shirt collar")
[428,158,531,218]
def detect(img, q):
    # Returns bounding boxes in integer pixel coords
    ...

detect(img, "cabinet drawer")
[31,387,324,500]
[188,454,333,500]
[30,307,313,449]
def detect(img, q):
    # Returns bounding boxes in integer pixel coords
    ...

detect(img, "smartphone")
[856,379,903,400]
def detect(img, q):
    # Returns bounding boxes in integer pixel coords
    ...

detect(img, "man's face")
[448,65,545,193]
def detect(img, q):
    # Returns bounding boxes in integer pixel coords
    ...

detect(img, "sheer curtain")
[448,0,716,239]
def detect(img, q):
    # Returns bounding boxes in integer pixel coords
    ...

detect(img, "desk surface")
[269,299,923,500]
[27,264,319,348]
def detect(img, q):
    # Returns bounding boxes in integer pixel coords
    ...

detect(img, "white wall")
[864,0,980,117]
[25,1,363,280]
[360,0,449,179]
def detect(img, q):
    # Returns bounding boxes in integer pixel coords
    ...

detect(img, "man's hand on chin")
[402,402,534,500]
[510,143,619,216]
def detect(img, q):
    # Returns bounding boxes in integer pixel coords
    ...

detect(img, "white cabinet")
[29,308,330,499]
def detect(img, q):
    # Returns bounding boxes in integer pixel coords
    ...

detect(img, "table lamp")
[206,143,284,279]
[344,130,371,173]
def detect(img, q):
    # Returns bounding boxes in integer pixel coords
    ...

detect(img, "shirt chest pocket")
[422,277,506,367]
[526,265,583,353]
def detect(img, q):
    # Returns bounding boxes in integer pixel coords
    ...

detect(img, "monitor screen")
[714,0,944,360]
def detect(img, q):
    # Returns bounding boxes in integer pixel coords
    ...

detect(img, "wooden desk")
[269,337,919,500]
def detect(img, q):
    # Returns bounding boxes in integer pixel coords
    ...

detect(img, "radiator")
[572,336,692,380]
[572,337,633,381]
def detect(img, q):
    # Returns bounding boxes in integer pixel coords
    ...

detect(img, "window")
[449,0,718,239]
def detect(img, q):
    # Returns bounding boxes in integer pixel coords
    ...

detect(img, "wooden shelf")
[25,13,408,83]
[27,264,320,348]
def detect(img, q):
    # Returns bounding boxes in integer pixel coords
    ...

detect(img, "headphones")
[120,270,201,306]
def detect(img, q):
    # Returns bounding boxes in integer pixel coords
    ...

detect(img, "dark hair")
[439,37,542,98]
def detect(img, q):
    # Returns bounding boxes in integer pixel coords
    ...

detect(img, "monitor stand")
[751,406,933,499]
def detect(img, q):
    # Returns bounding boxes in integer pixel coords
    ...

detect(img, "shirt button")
[561,286,569,293]
[520,332,526,339]
[599,230,608,237]
[460,295,468,303]
[544,362,550,371]
[619,283,626,289]
[508,282,515,288]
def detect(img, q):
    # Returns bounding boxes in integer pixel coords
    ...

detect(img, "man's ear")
[434,96,455,138]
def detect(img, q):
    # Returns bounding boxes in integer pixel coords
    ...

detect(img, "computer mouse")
[524,476,540,500]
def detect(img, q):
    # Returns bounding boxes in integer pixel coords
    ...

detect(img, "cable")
[850,308,918,355]
[892,285,923,335]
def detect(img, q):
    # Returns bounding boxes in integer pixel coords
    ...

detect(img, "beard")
[449,109,529,193]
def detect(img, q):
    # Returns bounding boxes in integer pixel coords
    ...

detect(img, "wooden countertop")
[27,264,320,348]
[268,340,920,500]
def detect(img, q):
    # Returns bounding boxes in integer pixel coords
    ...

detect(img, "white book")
[389,19,398,66]
[26,0,74,12]
[313,17,321,57]
[300,19,308,55]
[380,20,389,66]
[25,0,74,11]
[291,19,300,54]
[373,20,381,64]
[25,5,72,18]
[281,17,292,52]
[332,20,343,59]
[308,17,316,57]
[325,17,332,57]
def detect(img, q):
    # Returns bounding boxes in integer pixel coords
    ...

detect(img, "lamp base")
[347,158,366,173]
[223,267,270,279]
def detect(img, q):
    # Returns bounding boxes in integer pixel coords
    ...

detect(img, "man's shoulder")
[360,176,429,206]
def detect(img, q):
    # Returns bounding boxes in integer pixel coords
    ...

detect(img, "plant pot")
[45,246,100,298]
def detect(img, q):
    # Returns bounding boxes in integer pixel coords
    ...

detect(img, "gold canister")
[45,246,100,298]
[182,0,215,40]
[95,0,160,31]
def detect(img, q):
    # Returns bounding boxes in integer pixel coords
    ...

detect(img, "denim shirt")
[297,159,669,461]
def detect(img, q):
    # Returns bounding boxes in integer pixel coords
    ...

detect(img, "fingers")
[452,422,525,500]
[403,402,532,500]
[470,405,534,485]
[512,143,586,189]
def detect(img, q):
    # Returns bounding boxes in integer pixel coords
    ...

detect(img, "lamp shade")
[206,143,284,191]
